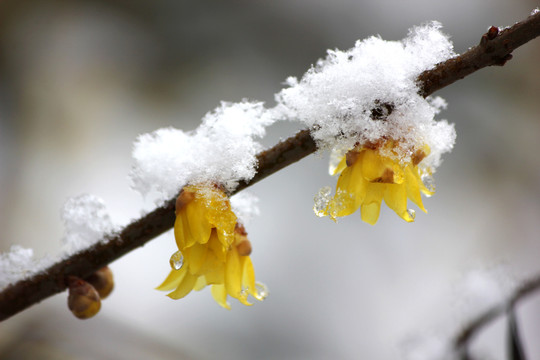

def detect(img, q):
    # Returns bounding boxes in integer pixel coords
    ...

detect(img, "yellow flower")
[322,140,433,225]
[157,184,266,309]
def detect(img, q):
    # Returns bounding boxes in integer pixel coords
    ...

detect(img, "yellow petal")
[211,284,231,309]
[216,228,234,249]
[173,215,186,250]
[225,249,242,300]
[328,158,368,219]
[241,256,256,293]
[361,183,385,225]
[405,167,427,212]
[384,184,414,222]
[186,200,212,245]
[193,276,207,291]
[156,268,186,291]
[204,265,225,285]
[362,149,387,182]
[208,229,227,262]
[167,272,197,299]
[187,242,208,275]
[180,211,197,248]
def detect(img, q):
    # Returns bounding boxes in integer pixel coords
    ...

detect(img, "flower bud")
[234,223,252,256]
[67,276,101,319]
[85,266,114,299]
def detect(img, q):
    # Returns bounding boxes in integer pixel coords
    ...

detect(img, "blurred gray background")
[1,0,539,359]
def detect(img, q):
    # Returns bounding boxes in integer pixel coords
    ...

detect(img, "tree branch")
[453,274,540,355]
[1,11,539,322]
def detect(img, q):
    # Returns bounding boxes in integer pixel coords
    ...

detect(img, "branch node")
[487,26,499,40]
[493,53,513,66]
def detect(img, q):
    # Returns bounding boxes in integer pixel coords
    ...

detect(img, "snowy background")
[1,0,540,359]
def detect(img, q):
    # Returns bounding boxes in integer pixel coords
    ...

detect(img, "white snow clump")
[0,245,53,291]
[130,22,457,203]
[0,194,114,291]
[231,192,260,225]
[61,193,116,256]
[130,101,274,202]
[275,21,456,171]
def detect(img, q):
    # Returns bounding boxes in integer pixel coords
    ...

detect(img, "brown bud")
[487,26,499,40]
[236,239,252,256]
[67,277,101,319]
[85,266,114,299]
[234,223,252,256]
[176,189,195,214]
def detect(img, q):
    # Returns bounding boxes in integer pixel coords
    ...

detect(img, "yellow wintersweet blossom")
[321,140,433,225]
[157,184,266,309]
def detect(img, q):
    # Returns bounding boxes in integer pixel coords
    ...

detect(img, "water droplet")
[407,209,416,221]
[313,186,332,217]
[169,250,184,270]
[255,281,269,301]
[421,175,435,194]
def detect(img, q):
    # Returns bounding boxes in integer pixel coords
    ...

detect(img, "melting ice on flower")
[275,22,457,224]
[157,184,266,309]
[130,101,273,307]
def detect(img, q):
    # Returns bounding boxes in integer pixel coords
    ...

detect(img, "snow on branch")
[0,11,539,322]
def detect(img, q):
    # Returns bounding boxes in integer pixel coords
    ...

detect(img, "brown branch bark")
[1,11,539,322]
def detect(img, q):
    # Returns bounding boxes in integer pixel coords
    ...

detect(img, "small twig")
[453,274,540,353]
[1,11,539,322]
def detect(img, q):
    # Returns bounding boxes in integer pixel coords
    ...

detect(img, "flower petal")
[384,183,414,222]
[173,215,186,250]
[193,276,207,291]
[188,242,208,275]
[186,200,212,245]
[361,183,385,225]
[181,211,197,248]
[211,284,231,309]
[405,167,427,212]
[225,249,242,300]
[167,272,197,299]
[156,269,186,291]
[362,149,387,182]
